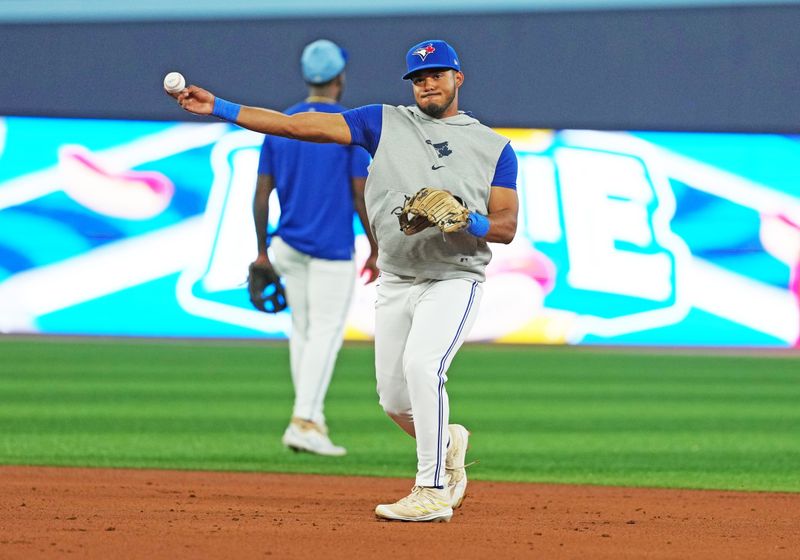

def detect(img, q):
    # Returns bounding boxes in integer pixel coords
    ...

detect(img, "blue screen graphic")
[0,117,798,346]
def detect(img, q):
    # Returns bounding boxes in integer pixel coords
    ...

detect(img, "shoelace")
[400,486,447,508]
[446,460,478,486]
[446,460,479,471]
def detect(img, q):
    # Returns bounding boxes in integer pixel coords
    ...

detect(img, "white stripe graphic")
[0,218,202,333]
[687,257,799,343]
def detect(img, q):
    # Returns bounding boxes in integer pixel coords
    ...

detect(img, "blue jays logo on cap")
[412,43,437,61]
[403,39,460,80]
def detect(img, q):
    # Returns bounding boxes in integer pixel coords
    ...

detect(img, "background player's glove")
[395,187,470,235]
[247,262,288,313]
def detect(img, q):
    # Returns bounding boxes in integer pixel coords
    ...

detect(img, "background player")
[251,39,378,456]
[170,38,518,522]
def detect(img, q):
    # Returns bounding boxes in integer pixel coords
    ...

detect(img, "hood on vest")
[407,105,479,127]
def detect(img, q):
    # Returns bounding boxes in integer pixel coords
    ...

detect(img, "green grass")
[1,337,799,492]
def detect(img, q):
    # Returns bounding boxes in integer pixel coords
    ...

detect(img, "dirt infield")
[1,466,797,559]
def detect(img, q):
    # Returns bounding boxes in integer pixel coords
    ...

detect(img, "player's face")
[410,69,463,119]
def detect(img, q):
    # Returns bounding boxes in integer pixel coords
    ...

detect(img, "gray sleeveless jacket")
[365,105,509,282]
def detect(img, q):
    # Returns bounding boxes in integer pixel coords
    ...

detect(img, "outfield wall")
[0,117,797,346]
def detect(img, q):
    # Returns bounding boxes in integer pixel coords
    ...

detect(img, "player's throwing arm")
[167,80,352,145]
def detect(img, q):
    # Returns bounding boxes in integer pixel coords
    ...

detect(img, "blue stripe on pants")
[433,280,478,487]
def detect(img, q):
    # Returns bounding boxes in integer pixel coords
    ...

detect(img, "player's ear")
[454,71,464,88]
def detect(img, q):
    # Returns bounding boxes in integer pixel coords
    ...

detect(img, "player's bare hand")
[175,85,215,116]
[252,253,274,270]
[360,253,380,284]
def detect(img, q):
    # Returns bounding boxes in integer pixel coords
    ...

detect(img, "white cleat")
[446,424,470,508]
[375,486,453,522]
[281,419,347,457]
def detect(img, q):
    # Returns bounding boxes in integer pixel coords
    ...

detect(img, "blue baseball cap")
[402,39,460,80]
[301,39,348,84]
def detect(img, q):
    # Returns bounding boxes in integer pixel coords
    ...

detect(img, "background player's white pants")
[271,237,356,426]
[374,272,483,488]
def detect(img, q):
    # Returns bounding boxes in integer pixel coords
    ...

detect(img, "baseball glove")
[247,262,288,313]
[394,187,470,235]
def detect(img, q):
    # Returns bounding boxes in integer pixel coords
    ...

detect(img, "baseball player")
[250,39,378,457]
[171,38,518,522]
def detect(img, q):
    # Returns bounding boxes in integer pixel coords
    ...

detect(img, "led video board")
[0,116,797,346]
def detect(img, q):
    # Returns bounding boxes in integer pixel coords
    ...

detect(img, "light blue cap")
[301,39,348,84]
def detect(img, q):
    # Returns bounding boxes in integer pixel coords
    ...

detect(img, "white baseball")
[163,72,186,94]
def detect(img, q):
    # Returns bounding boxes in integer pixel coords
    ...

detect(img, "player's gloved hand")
[394,187,470,235]
[247,261,288,313]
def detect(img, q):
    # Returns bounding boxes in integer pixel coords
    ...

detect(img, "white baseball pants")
[271,236,356,426]
[374,271,483,488]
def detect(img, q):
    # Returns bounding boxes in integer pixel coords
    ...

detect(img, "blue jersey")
[342,104,518,189]
[258,101,371,260]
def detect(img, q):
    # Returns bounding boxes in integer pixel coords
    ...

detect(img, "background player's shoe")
[281,418,346,457]
[375,486,453,522]
[445,424,470,508]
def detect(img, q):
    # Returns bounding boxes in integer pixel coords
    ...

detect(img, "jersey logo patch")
[426,139,452,158]
[413,44,436,60]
